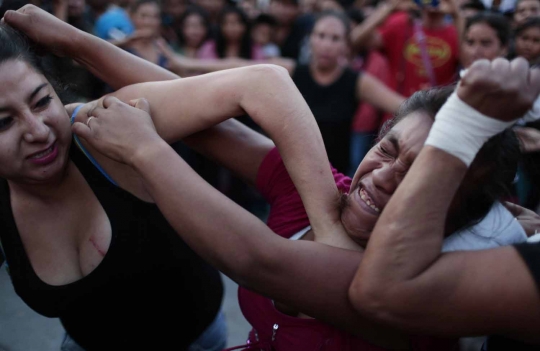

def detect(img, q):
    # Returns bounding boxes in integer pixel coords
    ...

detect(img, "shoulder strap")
[413,19,437,88]
[70,105,118,187]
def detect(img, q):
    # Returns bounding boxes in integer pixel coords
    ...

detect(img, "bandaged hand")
[426,58,540,166]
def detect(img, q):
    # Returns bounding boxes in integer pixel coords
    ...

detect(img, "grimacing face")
[0,60,71,185]
[341,111,433,246]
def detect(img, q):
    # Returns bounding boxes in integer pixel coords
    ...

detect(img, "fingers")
[102,96,122,109]
[3,10,27,28]
[72,121,93,141]
[529,67,540,100]
[129,98,151,114]
[65,103,83,117]
[504,201,524,217]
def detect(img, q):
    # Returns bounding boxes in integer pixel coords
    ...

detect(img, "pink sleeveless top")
[232,148,458,351]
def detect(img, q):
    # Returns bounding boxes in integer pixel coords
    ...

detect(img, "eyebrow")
[29,83,49,102]
[0,83,49,114]
[385,132,400,153]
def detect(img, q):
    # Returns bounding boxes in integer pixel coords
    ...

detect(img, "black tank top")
[0,145,223,350]
[292,65,360,173]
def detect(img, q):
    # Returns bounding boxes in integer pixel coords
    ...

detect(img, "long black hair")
[0,24,73,103]
[216,6,253,59]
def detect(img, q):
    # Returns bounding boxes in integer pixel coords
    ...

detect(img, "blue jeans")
[61,311,227,351]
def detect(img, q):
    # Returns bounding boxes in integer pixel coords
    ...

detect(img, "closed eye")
[0,117,14,130]
[35,95,53,109]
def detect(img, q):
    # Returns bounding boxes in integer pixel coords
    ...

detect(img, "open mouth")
[359,187,380,213]
[29,144,55,159]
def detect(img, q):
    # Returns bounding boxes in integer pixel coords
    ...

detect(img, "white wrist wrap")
[425,92,513,167]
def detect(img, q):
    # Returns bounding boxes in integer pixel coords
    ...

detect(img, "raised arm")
[3,5,178,87]
[102,65,346,240]
[349,59,540,343]
[350,0,398,50]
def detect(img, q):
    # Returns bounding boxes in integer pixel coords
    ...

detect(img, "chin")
[341,206,376,246]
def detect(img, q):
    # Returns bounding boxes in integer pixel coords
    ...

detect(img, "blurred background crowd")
[1,0,540,214]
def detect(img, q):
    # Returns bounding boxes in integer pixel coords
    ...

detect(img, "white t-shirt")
[442,202,527,252]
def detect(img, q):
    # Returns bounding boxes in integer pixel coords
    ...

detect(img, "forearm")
[69,31,178,88]
[169,56,256,74]
[351,147,467,305]
[131,142,408,347]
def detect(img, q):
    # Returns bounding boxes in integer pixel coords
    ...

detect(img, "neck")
[8,162,73,202]
[310,61,342,81]
[421,11,445,29]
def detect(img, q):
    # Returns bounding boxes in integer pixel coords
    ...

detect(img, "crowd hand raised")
[504,202,540,237]
[387,0,418,11]
[72,96,164,166]
[458,58,540,122]
[514,126,540,153]
[2,4,79,57]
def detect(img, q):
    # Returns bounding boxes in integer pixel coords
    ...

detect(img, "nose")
[371,163,401,195]
[23,114,51,144]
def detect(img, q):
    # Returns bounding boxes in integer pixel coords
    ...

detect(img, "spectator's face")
[199,0,226,18]
[514,0,540,26]
[516,26,540,62]
[68,0,86,17]
[221,13,246,42]
[461,23,506,68]
[342,112,433,246]
[239,0,260,20]
[269,0,299,25]
[183,13,208,47]
[164,0,187,20]
[252,23,273,45]
[310,16,347,70]
[131,2,161,36]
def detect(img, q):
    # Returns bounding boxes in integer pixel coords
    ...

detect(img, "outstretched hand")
[458,58,540,122]
[2,4,81,57]
[72,96,164,165]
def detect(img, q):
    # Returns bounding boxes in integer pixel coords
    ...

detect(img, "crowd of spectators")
[2,0,540,212]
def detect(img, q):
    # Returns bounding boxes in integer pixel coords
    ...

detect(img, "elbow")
[248,64,292,87]
[348,276,400,326]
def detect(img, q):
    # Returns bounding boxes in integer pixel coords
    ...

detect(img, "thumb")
[129,98,151,114]
[72,122,94,142]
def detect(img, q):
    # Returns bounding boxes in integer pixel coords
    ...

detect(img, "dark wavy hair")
[179,6,211,48]
[380,85,520,234]
[216,6,253,59]
[0,24,72,103]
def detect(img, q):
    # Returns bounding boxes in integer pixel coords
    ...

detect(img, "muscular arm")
[100,65,344,234]
[127,139,408,348]
[349,146,540,342]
